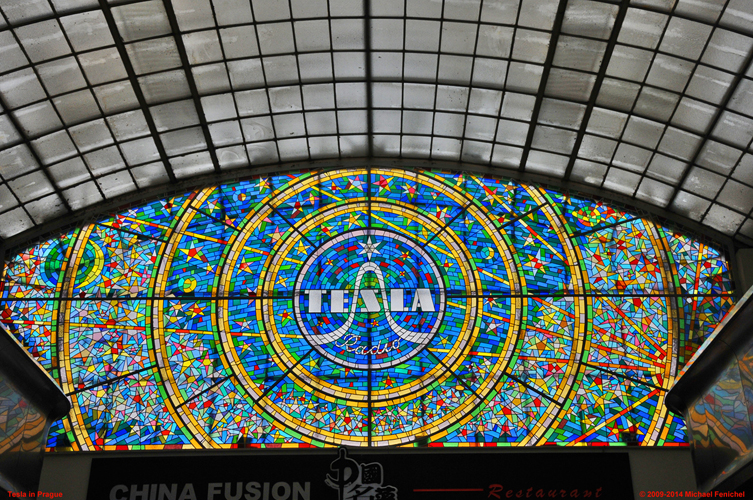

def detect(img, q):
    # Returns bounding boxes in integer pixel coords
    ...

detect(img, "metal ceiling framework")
[0,0,752,254]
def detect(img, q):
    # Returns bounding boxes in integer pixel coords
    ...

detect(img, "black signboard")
[87,449,633,500]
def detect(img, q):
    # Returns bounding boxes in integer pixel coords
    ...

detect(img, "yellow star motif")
[257,178,270,193]
[295,241,311,256]
[346,212,362,229]
[276,276,289,288]
[187,304,206,318]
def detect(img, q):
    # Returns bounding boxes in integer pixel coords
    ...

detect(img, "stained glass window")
[1,167,734,450]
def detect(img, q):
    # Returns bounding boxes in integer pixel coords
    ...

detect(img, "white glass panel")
[13,101,63,137]
[126,38,182,75]
[526,150,568,176]
[54,90,101,126]
[107,110,150,141]
[562,0,618,40]
[151,99,200,131]
[0,69,47,108]
[97,171,137,198]
[183,31,223,65]
[701,29,753,73]
[607,45,652,82]
[646,154,687,184]
[257,22,295,55]
[634,87,679,122]
[719,180,753,214]
[617,8,668,50]
[0,31,28,73]
[31,130,76,165]
[201,93,238,122]
[294,20,331,52]
[603,167,641,195]
[138,70,192,104]
[213,0,254,25]
[659,17,712,60]
[252,0,291,22]
[61,11,114,52]
[113,1,171,43]
[697,140,743,175]
[8,170,54,202]
[173,0,215,31]
[703,204,746,235]
[15,19,71,62]
[623,116,663,149]
[79,48,129,86]
[70,119,114,152]
[0,208,34,238]
[48,157,92,189]
[220,26,260,59]
[635,177,673,207]
[682,166,725,199]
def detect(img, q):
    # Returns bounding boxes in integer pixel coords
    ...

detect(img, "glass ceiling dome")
[0,0,752,249]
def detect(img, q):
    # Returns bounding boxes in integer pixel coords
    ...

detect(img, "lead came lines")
[1,167,735,449]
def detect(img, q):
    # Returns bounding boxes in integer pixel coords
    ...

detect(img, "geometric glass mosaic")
[0,167,735,449]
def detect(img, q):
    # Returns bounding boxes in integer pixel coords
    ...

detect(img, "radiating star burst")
[358,236,381,261]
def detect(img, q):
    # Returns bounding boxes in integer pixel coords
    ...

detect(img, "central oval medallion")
[294,229,446,369]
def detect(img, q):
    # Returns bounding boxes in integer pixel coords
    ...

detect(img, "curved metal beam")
[0,158,738,257]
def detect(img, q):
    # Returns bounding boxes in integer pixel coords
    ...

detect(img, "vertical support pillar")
[735,248,753,296]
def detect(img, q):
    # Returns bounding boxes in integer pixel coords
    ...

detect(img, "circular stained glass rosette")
[160,167,569,446]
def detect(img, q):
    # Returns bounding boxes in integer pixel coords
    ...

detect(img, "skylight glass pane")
[50,163,87,197]
[32,130,76,165]
[562,0,618,40]
[704,204,746,235]
[183,31,223,65]
[659,17,712,60]
[126,38,182,75]
[61,11,114,52]
[701,29,753,73]
[0,0,52,24]
[15,20,71,62]
[0,31,28,73]
[62,181,103,211]
[37,58,87,96]
[172,0,215,31]
[112,1,171,43]
[617,8,668,50]
[553,36,606,73]
[79,48,129,86]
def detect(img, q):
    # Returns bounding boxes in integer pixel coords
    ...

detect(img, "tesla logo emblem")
[293,230,446,368]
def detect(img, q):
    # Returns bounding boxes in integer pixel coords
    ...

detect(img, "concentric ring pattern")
[0,166,735,449]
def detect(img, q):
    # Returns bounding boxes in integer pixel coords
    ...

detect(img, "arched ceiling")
[1,0,752,248]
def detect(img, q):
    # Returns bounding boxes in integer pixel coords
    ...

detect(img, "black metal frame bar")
[518,0,569,172]
[98,0,177,184]
[160,0,222,174]
[563,0,631,180]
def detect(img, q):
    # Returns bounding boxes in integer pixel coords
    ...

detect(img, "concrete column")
[736,248,753,296]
